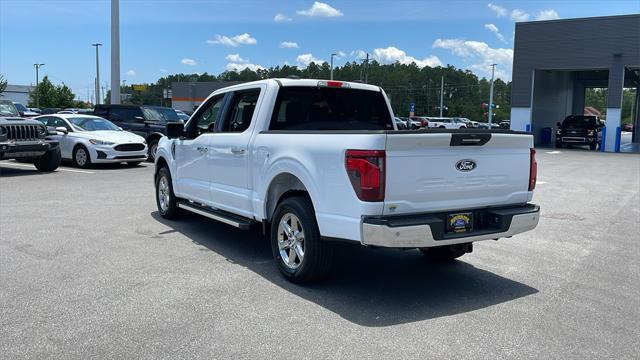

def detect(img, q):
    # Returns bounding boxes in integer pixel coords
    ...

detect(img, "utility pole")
[439,75,444,117]
[33,63,45,108]
[91,43,102,104]
[364,53,369,84]
[111,0,121,104]
[488,63,497,126]
[330,53,337,80]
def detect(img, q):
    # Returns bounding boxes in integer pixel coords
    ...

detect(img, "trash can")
[542,127,552,146]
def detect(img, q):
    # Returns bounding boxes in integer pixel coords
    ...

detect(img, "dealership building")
[171,81,243,112]
[510,14,640,152]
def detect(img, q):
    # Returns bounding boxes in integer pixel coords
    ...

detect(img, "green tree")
[27,76,80,108]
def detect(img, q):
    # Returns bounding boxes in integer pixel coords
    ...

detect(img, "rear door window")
[269,86,393,131]
[221,89,260,133]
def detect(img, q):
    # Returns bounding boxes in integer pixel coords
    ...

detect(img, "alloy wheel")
[277,213,305,270]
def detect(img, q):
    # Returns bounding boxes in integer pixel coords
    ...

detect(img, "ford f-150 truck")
[154,79,539,283]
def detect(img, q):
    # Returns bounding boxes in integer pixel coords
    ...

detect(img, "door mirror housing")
[166,122,184,139]
[55,126,68,134]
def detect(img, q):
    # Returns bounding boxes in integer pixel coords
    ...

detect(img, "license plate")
[447,212,473,234]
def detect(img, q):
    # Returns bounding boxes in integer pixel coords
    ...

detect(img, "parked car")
[394,117,408,129]
[555,115,602,150]
[0,100,61,171]
[12,102,39,118]
[409,116,429,128]
[175,109,190,122]
[499,120,511,129]
[427,117,467,129]
[154,79,540,283]
[622,123,634,132]
[93,104,180,160]
[452,117,472,127]
[41,108,62,115]
[34,114,147,168]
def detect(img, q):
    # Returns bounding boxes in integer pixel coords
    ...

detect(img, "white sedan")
[34,114,148,168]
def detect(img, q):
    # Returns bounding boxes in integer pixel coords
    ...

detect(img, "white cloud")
[484,23,506,43]
[224,54,264,72]
[351,49,368,59]
[432,38,513,80]
[510,9,530,22]
[296,2,343,17]
[296,53,325,67]
[225,54,246,63]
[372,46,442,68]
[207,33,257,47]
[336,51,346,57]
[280,41,299,49]
[181,58,197,66]
[274,13,292,22]
[487,3,507,17]
[226,62,265,72]
[535,9,560,21]
[125,69,136,76]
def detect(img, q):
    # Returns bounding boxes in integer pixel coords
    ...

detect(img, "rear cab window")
[269,86,393,131]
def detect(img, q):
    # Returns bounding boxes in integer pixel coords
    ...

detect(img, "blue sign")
[409,102,415,112]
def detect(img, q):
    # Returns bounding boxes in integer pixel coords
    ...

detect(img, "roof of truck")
[214,78,382,94]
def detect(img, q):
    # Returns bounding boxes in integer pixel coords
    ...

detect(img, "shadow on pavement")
[151,211,538,327]
[0,164,48,177]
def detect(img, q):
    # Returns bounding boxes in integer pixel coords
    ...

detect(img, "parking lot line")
[0,161,95,174]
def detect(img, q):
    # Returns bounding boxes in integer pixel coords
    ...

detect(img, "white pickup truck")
[154,79,539,283]
[427,117,468,129]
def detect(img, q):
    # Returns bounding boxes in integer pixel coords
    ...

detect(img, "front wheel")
[34,147,61,172]
[73,145,92,168]
[270,196,333,283]
[590,142,597,151]
[148,140,159,162]
[156,167,181,219]
[420,243,472,262]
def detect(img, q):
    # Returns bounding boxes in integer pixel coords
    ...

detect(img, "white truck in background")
[427,117,468,129]
[154,79,540,283]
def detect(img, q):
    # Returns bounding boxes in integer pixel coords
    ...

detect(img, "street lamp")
[92,43,102,104]
[330,53,337,80]
[33,63,45,108]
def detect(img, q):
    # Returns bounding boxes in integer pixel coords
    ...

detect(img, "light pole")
[91,43,102,104]
[439,75,444,117]
[330,53,337,80]
[33,63,45,108]
[111,0,121,104]
[488,63,497,126]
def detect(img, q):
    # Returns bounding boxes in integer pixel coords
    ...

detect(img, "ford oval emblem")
[455,159,476,172]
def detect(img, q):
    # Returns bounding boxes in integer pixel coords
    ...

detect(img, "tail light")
[529,148,537,191]
[318,80,350,88]
[345,150,385,202]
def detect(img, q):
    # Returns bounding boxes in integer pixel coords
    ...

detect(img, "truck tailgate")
[383,131,533,216]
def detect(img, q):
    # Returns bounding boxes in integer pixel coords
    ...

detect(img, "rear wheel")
[590,142,597,151]
[420,243,472,262]
[73,145,92,168]
[270,196,333,283]
[439,125,446,129]
[34,147,61,172]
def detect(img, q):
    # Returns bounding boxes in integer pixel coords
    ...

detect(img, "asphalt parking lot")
[1,150,639,359]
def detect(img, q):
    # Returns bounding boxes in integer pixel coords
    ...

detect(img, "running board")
[177,202,254,230]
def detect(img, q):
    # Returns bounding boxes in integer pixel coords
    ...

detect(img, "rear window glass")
[269,86,393,130]
[142,106,180,122]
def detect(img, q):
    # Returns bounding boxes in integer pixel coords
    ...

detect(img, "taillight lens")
[529,148,537,191]
[345,150,385,202]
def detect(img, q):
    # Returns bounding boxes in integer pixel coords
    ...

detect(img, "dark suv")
[0,100,61,171]
[93,104,180,160]
[556,115,603,150]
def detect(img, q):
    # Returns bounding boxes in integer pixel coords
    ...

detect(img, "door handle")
[230,147,246,155]
[196,146,208,153]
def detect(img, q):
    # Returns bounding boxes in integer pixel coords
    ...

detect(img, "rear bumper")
[361,204,539,248]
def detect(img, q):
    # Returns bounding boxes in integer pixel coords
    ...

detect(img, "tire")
[439,125,446,129]
[127,161,142,167]
[148,140,159,162]
[73,145,92,168]
[270,196,333,283]
[34,147,61,172]
[590,142,597,151]
[556,142,563,148]
[155,167,181,219]
[420,243,472,262]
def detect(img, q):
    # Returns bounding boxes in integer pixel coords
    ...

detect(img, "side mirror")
[166,122,184,139]
[55,126,68,135]
[556,122,562,127]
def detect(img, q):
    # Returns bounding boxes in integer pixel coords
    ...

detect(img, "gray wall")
[531,71,574,145]
[512,15,640,109]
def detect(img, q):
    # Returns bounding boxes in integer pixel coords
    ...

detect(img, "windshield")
[0,101,20,117]
[141,106,180,122]
[563,116,597,128]
[13,103,27,112]
[69,117,121,131]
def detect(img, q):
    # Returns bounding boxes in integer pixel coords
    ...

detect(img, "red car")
[622,123,634,132]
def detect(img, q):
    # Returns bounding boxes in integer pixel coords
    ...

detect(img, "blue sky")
[1,0,638,101]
